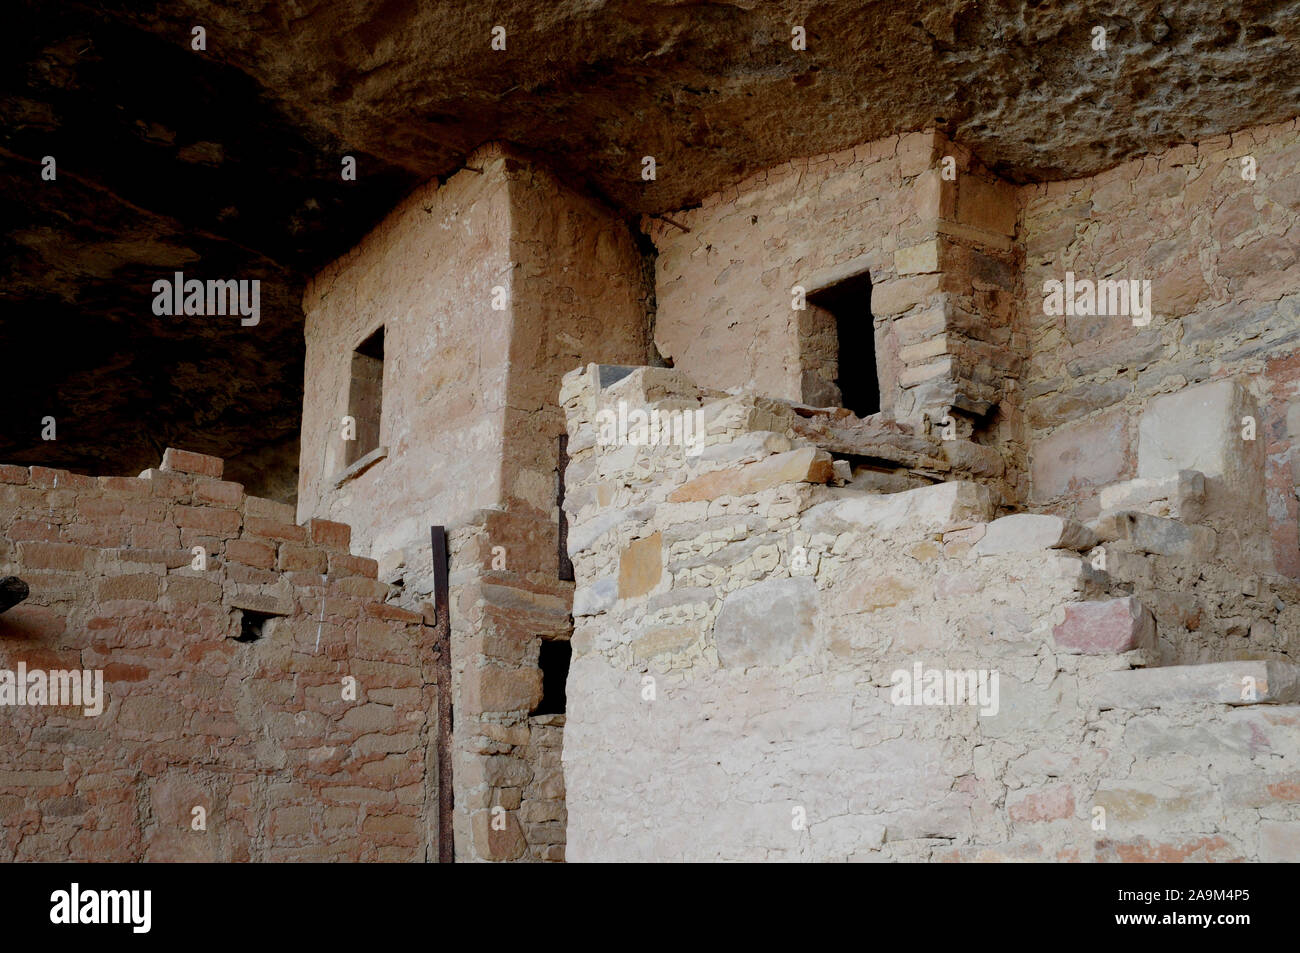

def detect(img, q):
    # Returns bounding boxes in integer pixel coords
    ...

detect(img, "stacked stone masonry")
[560,363,1300,861]
[6,114,1299,863]
[297,143,652,861]
[0,448,436,861]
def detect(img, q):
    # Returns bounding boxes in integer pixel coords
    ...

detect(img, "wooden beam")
[429,526,454,863]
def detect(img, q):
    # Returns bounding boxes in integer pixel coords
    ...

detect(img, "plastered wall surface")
[299,146,516,565]
[299,146,650,861]
[560,365,1300,862]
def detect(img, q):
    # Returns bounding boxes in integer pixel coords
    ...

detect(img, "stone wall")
[0,449,435,861]
[1019,118,1300,581]
[299,146,651,861]
[560,363,1300,862]
[649,130,1025,494]
[298,144,516,561]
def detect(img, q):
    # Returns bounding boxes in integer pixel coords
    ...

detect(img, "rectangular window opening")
[235,608,278,643]
[532,638,572,716]
[807,273,880,418]
[346,326,385,467]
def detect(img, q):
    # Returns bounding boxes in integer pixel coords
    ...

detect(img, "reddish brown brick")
[329,553,378,579]
[338,577,389,600]
[103,663,150,683]
[31,467,95,490]
[131,523,179,549]
[161,447,224,479]
[224,539,276,569]
[226,562,279,586]
[163,575,222,604]
[245,496,296,523]
[115,547,192,569]
[1101,835,1239,864]
[19,541,95,571]
[97,476,151,497]
[0,465,28,484]
[140,470,194,500]
[0,604,66,639]
[77,498,124,519]
[278,544,327,573]
[363,602,425,624]
[63,522,129,547]
[118,500,168,523]
[245,517,306,542]
[194,480,244,507]
[10,519,60,542]
[179,531,223,553]
[97,574,162,602]
[172,505,241,537]
[309,519,352,551]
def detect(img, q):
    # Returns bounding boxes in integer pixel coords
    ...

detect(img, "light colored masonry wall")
[1020,118,1300,581]
[650,129,1026,498]
[0,449,434,861]
[299,147,650,861]
[446,156,649,862]
[298,145,515,560]
[561,365,1300,862]
[560,116,1300,862]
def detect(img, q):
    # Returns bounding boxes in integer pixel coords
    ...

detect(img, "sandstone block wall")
[299,146,652,861]
[1020,118,1300,580]
[299,144,516,561]
[0,450,436,861]
[649,130,1026,493]
[650,118,1300,577]
[560,364,1300,862]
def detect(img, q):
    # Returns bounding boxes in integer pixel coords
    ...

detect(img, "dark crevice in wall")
[631,221,668,367]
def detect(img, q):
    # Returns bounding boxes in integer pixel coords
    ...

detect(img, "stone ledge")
[974,513,1096,556]
[1093,510,1217,559]
[1095,660,1300,709]
[804,480,994,537]
[1097,470,1205,521]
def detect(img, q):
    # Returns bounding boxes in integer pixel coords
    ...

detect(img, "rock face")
[98,0,1300,206]
[0,2,419,495]
[4,1,1300,489]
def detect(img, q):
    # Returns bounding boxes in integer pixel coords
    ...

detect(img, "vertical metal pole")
[430,525,454,863]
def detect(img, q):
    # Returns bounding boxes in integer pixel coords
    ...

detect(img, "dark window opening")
[235,609,276,643]
[532,639,571,716]
[808,273,880,418]
[346,326,384,466]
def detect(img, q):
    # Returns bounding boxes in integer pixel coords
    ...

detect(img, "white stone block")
[973,513,1097,555]
[1097,470,1205,520]
[1138,379,1256,481]
[714,576,819,668]
[1095,661,1300,708]
[804,481,994,538]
